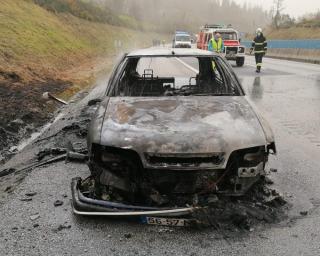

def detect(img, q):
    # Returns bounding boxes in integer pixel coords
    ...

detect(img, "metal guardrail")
[242,39,320,49]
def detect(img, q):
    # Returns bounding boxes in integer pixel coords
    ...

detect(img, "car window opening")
[113,56,241,97]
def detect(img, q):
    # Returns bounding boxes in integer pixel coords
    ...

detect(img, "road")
[0,54,320,256]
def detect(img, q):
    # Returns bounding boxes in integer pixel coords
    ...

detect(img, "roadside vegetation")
[0,0,159,82]
[266,0,320,39]
[0,0,163,154]
[266,14,320,39]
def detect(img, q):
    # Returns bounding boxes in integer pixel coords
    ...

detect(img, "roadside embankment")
[0,0,167,159]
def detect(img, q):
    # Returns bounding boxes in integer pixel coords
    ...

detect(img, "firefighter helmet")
[256,28,262,34]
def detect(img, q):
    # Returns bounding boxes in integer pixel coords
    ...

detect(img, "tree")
[272,0,285,29]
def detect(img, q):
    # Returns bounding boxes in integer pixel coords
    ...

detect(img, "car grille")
[144,153,225,167]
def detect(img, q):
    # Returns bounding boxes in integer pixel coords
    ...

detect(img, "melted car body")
[72,48,276,216]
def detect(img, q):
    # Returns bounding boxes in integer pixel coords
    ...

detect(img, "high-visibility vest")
[211,38,222,51]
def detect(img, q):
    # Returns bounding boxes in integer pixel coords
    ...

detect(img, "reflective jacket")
[208,38,224,53]
[251,34,267,54]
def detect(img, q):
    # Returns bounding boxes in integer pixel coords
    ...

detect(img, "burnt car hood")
[91,96,271,169]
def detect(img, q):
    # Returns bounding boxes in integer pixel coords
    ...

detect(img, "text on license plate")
[141,216,191,227]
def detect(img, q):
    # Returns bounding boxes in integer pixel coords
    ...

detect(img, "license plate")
[141,216,191,227]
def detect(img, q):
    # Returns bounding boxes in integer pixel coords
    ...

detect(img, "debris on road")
[5,150,87,179]
[4,186,12,192]
[42,92,68,105]
[300,211,308,216]
[37,148,67,161]
[25,192,37,197]
[0,168,16,178]
[65,151,87,162]
[30,214,40,221]
[20,198,33,202]
[87,98,101,106]
[53,224,71,232]
[124,233,132,239]
[54,200,64,207]
[35,119,90,143]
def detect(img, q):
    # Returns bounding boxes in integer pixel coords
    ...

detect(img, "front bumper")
[71,177,198,216]
[174,44,192,48]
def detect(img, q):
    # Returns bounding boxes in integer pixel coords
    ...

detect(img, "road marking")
[174,57,199,73]
[176,56,270,74]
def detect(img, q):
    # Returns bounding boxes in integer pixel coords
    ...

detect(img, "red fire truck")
[197,24,245,66]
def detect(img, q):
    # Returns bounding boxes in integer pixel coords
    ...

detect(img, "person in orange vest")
[208,33,225,53]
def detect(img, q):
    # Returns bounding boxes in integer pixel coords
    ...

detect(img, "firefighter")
[250,28,267,73]
[208,33,224,53]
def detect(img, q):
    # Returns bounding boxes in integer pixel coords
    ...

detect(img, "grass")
[266,26,320,40]
[0,0,165,83]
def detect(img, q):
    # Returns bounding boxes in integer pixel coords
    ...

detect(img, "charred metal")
[72,48,276,216]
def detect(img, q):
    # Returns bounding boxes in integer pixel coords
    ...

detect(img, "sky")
[233,0,320,17]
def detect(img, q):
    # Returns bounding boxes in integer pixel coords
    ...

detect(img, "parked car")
[172,31,192,48]
[71,48,276,218]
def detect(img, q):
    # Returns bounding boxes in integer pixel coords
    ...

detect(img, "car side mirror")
[239,38,241,43]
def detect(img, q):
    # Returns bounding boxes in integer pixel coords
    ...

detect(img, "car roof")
[127,48,217,57]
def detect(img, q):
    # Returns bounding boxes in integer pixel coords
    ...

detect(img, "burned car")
[72,48,276,217]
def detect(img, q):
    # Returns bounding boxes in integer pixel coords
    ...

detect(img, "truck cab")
[197,25,245,66]
[173,31,192,48]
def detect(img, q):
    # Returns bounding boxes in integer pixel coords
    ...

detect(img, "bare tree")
[272,0,285,29]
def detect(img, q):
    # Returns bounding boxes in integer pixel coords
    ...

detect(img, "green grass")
[0,0,165,80]
[0,0,88,63]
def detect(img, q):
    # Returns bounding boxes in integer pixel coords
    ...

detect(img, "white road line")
[174,57,199,73]
[176,56,269,73]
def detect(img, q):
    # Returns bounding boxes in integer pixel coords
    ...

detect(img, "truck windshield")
[220,32,237,40]
[110,56,242,97]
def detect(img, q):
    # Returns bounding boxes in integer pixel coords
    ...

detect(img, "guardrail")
[241,39,320,49]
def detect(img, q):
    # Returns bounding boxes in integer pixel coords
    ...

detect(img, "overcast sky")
[233,0,320,17]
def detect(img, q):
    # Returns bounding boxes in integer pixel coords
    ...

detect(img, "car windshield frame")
[105,54,245,97]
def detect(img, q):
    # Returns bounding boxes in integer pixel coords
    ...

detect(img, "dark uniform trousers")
[251,34,267,71]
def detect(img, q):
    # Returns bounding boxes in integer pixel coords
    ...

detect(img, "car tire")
[236,57,245,67]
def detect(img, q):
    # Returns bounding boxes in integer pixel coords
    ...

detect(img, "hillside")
[266,27,320,40]
[0,0,163,155]
[266,16,320,39]
[0,0,159,82]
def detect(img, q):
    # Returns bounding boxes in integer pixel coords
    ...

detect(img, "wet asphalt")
[0,55,320,255]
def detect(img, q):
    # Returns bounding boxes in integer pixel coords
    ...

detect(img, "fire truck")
[197,24,245,66]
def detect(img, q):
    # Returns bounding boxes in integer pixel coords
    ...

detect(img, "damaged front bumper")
[71,177,198,216]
